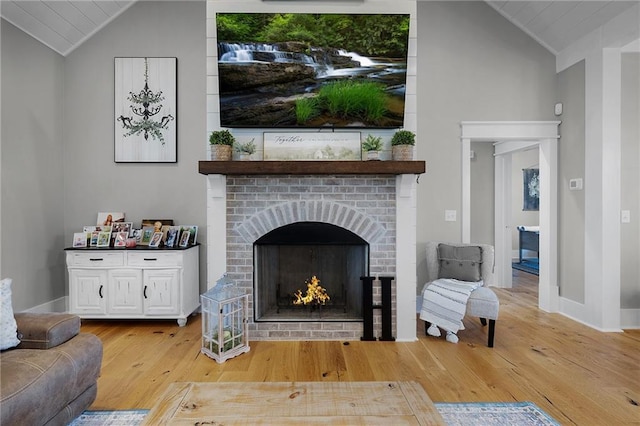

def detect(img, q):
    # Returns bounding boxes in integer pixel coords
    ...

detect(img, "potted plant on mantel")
[235,138,256,161]
[391,130,415,161]
[361,134,383,161]
[209,130,234,161]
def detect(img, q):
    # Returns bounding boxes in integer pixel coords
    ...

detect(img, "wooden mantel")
[198,160,426,175]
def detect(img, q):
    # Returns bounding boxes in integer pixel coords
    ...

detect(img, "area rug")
[68,410,148,426]
[71,402,559,425]
[512,258,539,275]
[435,401,559,425]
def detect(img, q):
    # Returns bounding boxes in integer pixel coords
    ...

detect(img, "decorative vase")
[210,145,232,161]
[365,151,381,161]
[392,145,414,161]
[238,153,251,161]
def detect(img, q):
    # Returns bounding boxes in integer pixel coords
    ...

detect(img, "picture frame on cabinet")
[112,222,133,236]
[90,231,100,247]
[139,227,155,246]
[73,232,88,248]
[164,226,180,248]
[97,212,125,226]
[180,225,198,246]
[96,231,112,247]
[178,230,190,247]
[114,232,128,247]
[142,219,174,228]
[149,231,163,248]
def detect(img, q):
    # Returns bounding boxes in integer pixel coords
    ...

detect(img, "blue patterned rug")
[71,402,558,425]
[435,402,559,425]
[512,258,539,275]
[69,410,148,426]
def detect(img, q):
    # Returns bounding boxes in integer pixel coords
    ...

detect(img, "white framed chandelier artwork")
[115,57,177,163]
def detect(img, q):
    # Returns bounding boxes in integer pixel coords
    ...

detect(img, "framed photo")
[164,226,180,248]
[97,212,125,226]
[149,231,163,248]
[263,132,361,161]
[114,232,128,247]
[523,168,540,211]
[115,57,177,163]
[96,231,112,247]
[73,232,87,248]
[139,227,155,246]
[132,229,143,244]
[112,222,133,236]
[141,219,174,229]
[180,225,198,246]
[178,230,190,247]
[90,231,100,247]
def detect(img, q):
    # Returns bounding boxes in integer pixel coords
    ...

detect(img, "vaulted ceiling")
[1,1,638,57]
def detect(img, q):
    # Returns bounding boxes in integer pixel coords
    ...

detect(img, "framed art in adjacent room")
[523,168,540,211]
[115,57,177,163]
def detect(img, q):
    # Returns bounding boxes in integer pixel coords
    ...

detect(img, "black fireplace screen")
[253,222,368,322]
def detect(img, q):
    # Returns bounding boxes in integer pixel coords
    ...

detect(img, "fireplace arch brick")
[234,200,387,244]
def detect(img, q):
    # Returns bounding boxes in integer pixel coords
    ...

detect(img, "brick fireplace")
[202,161,423,341]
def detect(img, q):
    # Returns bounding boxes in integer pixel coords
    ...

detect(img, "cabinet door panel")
[143,270,179,315]
[69,270,107,314]
[108,270,143,314]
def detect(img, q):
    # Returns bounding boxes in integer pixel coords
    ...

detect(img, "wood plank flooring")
[81,270,640,425]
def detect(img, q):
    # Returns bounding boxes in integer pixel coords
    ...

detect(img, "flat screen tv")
[215,13,410,129]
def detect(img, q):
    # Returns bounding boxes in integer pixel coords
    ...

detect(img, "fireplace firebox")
[253,222,368,322]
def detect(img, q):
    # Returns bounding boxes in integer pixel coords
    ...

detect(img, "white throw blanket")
[420,278,482,333]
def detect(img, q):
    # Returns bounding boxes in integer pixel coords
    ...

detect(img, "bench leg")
[479,318,495,347]
[488,319,495,348]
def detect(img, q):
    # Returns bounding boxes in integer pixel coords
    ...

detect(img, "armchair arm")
[14,313,80,349]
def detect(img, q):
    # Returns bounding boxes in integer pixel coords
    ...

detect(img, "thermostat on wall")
[569,178,583,190]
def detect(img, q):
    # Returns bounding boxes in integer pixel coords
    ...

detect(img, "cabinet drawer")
[128,252,182,267]
[68,252,125,267]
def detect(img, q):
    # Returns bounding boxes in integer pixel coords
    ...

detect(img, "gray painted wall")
[557,60,586,302]
[1,21,66,311]
[470,142,494,245]
[621,52,640,309]
[415,1,556,286]
[62,2,208,295]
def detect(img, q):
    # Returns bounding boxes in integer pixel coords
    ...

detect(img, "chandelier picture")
[117,57,174,144]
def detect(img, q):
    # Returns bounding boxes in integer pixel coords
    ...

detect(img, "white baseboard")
[22,296,68,313]
[621,308,640,329]
[559,296,624,332]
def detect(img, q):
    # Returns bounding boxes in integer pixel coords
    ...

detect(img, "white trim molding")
[460,121,560,314]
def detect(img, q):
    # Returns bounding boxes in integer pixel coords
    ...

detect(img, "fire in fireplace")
[253,222,368,322]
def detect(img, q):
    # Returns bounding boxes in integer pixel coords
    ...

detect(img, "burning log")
[293,276,330,306]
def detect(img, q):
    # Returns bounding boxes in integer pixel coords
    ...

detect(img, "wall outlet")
[621,210,631,223]
[569,178,583,190]
[445,210,457,222]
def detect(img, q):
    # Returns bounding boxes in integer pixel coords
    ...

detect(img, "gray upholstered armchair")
[419,241,500,347]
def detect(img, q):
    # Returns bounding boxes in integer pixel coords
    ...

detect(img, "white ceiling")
[486,1,639,54]
[1,0,136,56]
[1,0,638,57]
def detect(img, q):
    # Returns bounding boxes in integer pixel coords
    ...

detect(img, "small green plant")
[209,129,235,146]
[362,134,383,152]
[391,130,415,146]
[235,138,256,154]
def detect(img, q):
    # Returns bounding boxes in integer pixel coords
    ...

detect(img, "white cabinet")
[66,246,199,326]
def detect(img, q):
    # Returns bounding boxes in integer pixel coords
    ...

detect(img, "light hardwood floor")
[82,270,640,425]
